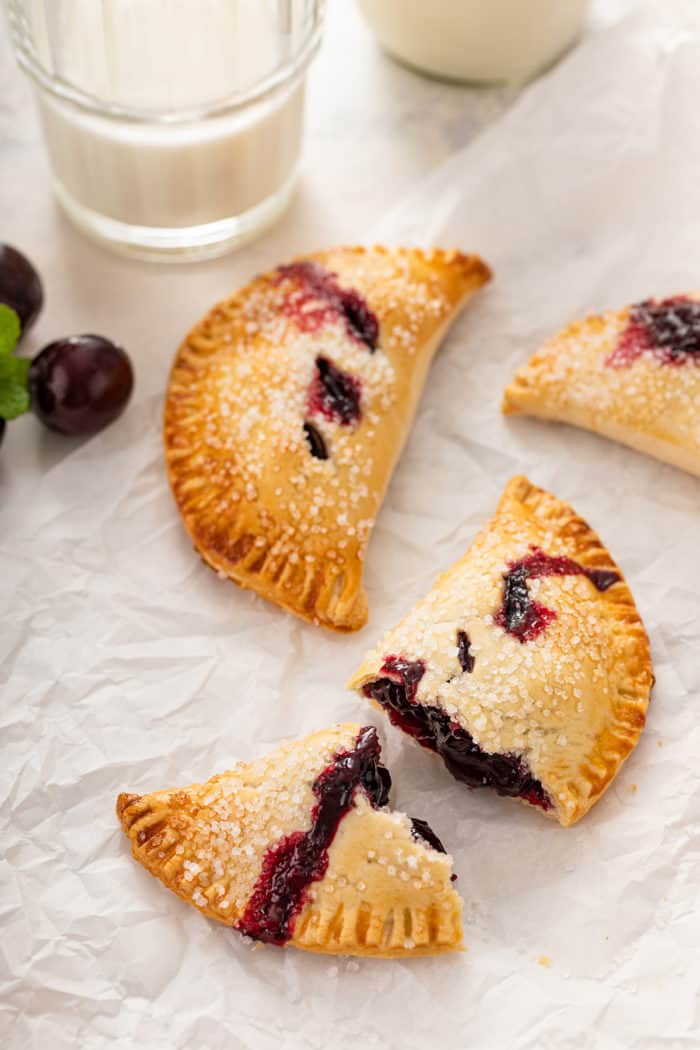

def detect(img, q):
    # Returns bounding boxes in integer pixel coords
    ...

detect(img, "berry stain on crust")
[308,355,362,425]
[496,546,619,643]
[607,296,700,368]
[236,727,390,945]
[276,260,379,350]
[364,657,552,812]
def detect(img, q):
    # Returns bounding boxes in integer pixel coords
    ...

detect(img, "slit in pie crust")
[503,294,700,477]
[349,477,653,827]
[164,246,491,631]
[117,724,463,957]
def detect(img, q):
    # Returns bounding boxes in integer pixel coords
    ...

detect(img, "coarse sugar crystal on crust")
[164,246,491,631]
[503,293,700,477]
[349,476,653,827]
[117,723,463,957]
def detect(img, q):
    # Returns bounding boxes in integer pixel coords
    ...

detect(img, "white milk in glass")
[22,0,314,254]
[357,0,590,84]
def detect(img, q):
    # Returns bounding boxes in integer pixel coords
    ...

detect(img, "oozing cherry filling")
[607,296,700,368]
[303,420,328,460]
[364,657,551,811]
[307,355,362,425]
[338,288,380,351]
[275,261,379,350]
[236,727,390,945]
[495,546,619,643]
[457,630,475,673]
[410,817,447,854]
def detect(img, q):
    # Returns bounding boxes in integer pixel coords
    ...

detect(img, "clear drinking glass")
[5,0,323,260]
[356,0,589,85]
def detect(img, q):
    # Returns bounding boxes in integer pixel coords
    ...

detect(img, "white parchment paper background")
[2,3,700,1047]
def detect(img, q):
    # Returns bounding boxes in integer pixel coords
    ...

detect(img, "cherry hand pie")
[117,724,462,957]
[349,477,653,827]
[503,294,700,477]
[164,246,491,631]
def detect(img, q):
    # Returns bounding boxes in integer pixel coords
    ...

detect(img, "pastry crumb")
[657,740,664,747]
[536,955,552,968]
[629,783,637,793]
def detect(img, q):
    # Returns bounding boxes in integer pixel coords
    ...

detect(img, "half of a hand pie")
[503,294,700,477]
[164,246,491,631]
[349,477,653,827]
[117,724,462,957]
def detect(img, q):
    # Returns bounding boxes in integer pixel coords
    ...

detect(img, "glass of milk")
[5,0,324,260]
[357,0,590,85]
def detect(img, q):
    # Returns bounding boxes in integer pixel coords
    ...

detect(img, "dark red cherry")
[28,334,133,435]
[0,245,44,333]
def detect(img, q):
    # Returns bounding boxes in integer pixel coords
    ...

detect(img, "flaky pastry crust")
[349,477,653,827]
[164,246,491,631]
[503,296,700,477]
[117,723,462,957]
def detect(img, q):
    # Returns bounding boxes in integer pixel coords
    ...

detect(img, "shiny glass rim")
[4,0,323,124]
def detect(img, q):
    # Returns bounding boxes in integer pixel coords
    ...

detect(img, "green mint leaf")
[0,306,30,419]
[0,354,30,419]
[0,304,21,356]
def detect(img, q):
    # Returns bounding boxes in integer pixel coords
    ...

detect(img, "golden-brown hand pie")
[164,246,491,631]
[117,724,463,957]
[503,294,700,477]
[349,477,653,827]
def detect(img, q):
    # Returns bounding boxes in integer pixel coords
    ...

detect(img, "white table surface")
[0,0,512,501]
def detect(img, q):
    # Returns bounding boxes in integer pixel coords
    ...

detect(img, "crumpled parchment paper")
[2,3,700,1047]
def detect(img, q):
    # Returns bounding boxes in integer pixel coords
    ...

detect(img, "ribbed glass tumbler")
[5,0,324,260]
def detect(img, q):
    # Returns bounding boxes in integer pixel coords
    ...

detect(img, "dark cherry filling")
[456,630,475,673]
[338,288,380,350]
[495,546,620,643]
[236,727,390,945]
[607,296,700,368]
[303,420,328,460]
[410,817,447,854]
[307,355,362,425]
[275,261,379,350]
[364,657,551,811]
